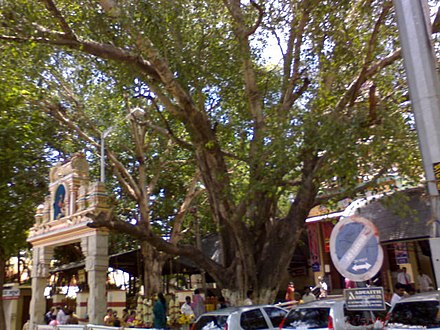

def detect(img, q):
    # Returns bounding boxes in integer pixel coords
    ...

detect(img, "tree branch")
[433,6,440,34]
[334,2,398,112]
[169,173,203,245]
[38,94,141,201]
[334,49,401,113]
[42,0,77,40]
[281,4,312,111]
[246,0,264,37]
[86,210,234,285]
[0,33,162,82]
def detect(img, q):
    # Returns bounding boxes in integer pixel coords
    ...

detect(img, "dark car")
[386,291,440,329]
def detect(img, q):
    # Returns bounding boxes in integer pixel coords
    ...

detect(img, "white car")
[385,291,440,329]
[280,297,388,329]
[191,304,287,330]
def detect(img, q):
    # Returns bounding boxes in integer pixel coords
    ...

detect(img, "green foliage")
[0,41,83,259]
[0,73,50,258]
[0,0,424,227]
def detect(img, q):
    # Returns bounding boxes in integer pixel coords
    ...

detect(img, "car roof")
[396,290,440,303]
[198,304,285,316]
[293,296,345,309]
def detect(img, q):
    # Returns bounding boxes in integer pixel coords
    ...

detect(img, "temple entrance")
[27,153,110,329]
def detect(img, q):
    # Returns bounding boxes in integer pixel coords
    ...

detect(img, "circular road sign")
[330,216,383,282]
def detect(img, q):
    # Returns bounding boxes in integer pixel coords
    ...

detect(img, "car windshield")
[282,308,329,329]
[192,315,229,330]
[387,301,440,328]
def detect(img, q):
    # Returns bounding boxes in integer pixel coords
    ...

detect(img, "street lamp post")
[100,127,113,183]
[100,107,144,183]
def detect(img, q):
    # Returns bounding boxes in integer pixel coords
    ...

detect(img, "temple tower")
[27,153,110,329]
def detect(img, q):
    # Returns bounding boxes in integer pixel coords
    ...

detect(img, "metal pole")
[100,131,106,182]
[393,0,440,288]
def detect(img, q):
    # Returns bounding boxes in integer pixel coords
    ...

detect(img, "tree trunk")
[0,249,6,330]
[141,241,166,297]
[221,282,278,306]
[221,289,242,306]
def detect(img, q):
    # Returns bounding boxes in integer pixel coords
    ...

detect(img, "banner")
[321,221,334,253]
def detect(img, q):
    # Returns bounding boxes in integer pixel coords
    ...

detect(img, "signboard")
[345,287,386,311]
[330,216,383,281]
[433,162,440,192]
[2,288,20,300]
[394,242,409,264]
[290,267,307,276]
[78,269,86,283]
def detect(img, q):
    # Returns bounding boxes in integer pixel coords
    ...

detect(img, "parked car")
[191,304,287,330]
[385,291,440,329]
[279,297,388,329]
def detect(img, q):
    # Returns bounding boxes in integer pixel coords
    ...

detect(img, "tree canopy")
[1,0,438,303]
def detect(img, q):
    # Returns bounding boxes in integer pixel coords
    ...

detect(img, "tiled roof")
[353,188,432,243]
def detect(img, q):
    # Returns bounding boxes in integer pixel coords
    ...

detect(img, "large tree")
[1,0,438,303]
[0,43,67,327]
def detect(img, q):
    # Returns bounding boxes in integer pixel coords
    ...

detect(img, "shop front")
[305,187,434,295]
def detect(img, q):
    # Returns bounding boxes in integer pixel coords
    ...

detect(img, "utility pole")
[393,0,440,288]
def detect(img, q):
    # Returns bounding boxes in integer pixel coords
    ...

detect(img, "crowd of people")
[41,284,318,329]
[44,306,79,325]
[102,307,138,327]
[388,267,434,306]
[39,269,432,330]
[40,288,231,329]
[283,267,435,308]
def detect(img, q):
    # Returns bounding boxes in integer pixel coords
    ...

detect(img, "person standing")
[122,308,129,325]
[216,296,228,309]
[180,296,195,330]
[44,307,55,324]
[344,277,356,289]
[22,319,30,330]
[243,290,254,305]
[153,292,167,329]
[301,286,316,303]
[315,276,328,299]
[104,308,115,326]
[56,306,69,325]
[66,309,79,324]
[390,283,405,306]
[417,269,434,292]
[285,282,295,301]
[126,311,136,324]
[191,289,205,318]
[49,315,59,326]
[397,267,412,292]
